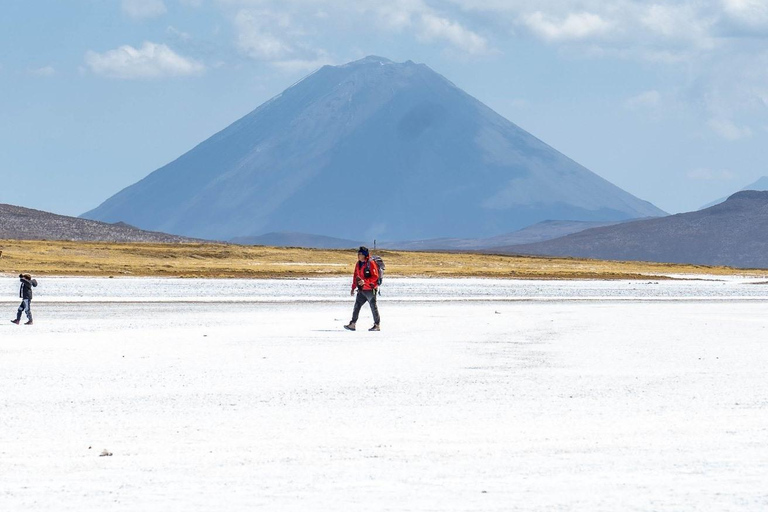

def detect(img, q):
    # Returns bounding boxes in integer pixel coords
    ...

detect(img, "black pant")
[351,290,380,325]
[16,299,32,321]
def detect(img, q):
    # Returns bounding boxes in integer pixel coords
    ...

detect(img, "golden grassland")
[0,239,765,280]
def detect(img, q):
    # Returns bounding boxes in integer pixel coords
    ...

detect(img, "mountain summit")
[83,56,665,241]
[700,176,768,210]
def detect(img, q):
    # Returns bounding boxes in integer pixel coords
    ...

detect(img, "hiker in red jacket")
[344,246,381,331]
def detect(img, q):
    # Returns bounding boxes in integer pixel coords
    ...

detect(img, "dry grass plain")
[0,239,765,280]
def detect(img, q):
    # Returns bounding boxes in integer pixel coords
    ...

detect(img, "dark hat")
[358,246,369,257]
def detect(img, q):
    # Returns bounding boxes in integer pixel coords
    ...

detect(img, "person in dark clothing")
[11,274,37,325]
[344,246,381,332]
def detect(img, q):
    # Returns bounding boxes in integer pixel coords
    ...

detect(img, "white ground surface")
[2,276,768,511]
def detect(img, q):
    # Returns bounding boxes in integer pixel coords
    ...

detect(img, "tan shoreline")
[0,239,765,280]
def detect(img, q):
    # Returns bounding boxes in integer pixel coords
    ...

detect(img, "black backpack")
[366,255,385,286]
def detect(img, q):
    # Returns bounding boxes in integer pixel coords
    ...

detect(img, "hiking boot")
[343,322,356,331]
[11,319,20,325]
[368,324,380,331]
[24,320,33,326]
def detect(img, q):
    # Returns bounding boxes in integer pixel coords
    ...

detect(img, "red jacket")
[352,257,380,291]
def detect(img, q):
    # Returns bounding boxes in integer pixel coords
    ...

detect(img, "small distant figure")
[11,273,37,326]
[344,246,381,332]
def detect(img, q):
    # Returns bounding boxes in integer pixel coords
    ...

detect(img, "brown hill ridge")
[0,203,196,243]
[500,191,768,269]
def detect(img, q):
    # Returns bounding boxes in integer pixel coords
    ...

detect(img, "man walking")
[344,246,381,331]
[11,273,37,325]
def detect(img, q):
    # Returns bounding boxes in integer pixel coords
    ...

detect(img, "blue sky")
[1,0,767,216]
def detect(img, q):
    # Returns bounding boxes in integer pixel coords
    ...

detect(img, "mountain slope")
[0,203,194,243]
[502,191,768,268]
[83,56,665,241]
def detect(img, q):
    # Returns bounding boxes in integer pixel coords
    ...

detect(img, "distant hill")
[232,232,363,249]
[383,220,623,251]
[82,55,664,241]
[500,191,768,268]
[700,176,768,209]
[0,203,195,243]
[234,220,624,251]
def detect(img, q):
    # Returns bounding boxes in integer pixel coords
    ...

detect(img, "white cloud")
[418,12,489,54]
[167,25,193,41]
[232,8,337,73]
[374,0,420,30]
[446,1,729,52]
[640,4,716,49]
[234,10,294,60]
[227,1,490,58]
[28,66,56,77]
[122,0,167,19]
[687,168,736,181]
[85,42,204,79]
[707,118,753,140]
[522,11,612,42]
[721,0,768,28]
[369,0,490,54]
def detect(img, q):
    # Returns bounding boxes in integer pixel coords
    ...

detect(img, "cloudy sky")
[2,0,767,216]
